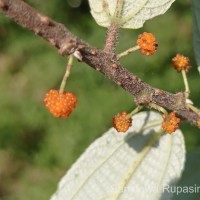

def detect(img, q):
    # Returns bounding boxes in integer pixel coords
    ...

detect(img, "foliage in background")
[192,0,200,67]
[0,0,199,199]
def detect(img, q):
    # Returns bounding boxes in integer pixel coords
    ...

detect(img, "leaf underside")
[88,0,176,29]
[51,111,185,200]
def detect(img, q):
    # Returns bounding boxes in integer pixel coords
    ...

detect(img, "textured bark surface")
[0,0,199,126]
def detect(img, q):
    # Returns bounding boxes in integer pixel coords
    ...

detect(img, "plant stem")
[104,0,124,53]
[181,69,190,98]
[1,0,199,126]
[117,45,140,59]
[59,55,74,94]
[104,24,120,53]
[187,104,200,116]
[126,105,143,119]
[150,103,168,116]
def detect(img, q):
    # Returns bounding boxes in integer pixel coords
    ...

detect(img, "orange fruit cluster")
[44,89,77,118]
[172,54,191,72]
[162,112,180,134]
[137,32,158,56]
[112,112,132,133]
[197,119,200,128]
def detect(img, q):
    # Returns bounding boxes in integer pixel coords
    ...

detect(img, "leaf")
[51,111,185,200]
[192,0,200,74]
[172,147,200,200]
[88,0,176,29]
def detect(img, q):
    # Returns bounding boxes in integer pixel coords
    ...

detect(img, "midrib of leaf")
[154,135,173,198]
[112,0,124,24]
[120,0,149,25]
[111,128,164,200]
[70,120,162,200]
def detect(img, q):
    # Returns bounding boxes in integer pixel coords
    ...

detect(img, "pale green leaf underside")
[88,0,176,29]
[51,111,185,200]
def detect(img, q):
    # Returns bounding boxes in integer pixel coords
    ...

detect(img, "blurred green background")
[0,0,199,199]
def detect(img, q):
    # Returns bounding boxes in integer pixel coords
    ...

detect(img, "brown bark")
[0,0,199,126]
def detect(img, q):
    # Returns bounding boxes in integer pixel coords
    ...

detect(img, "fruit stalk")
[181,69,190,98]
[59,55,74,94]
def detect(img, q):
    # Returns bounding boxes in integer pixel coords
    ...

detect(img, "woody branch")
[0,0,199,126]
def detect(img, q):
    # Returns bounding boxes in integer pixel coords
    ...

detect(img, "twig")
[104,24,120,53]
[0,0,199,126]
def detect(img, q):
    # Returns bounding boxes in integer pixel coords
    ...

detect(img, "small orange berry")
[44,89,77,118]
[112,112,132,133]
[172,54,191,72]
[137,32,158,56]
[162,112,180,134]
[197,119,200,128]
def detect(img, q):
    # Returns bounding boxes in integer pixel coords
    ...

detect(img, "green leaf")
[172,147,200,200]
[51,111,185,200]
[192,0,200,72]
[88,0,176,29]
